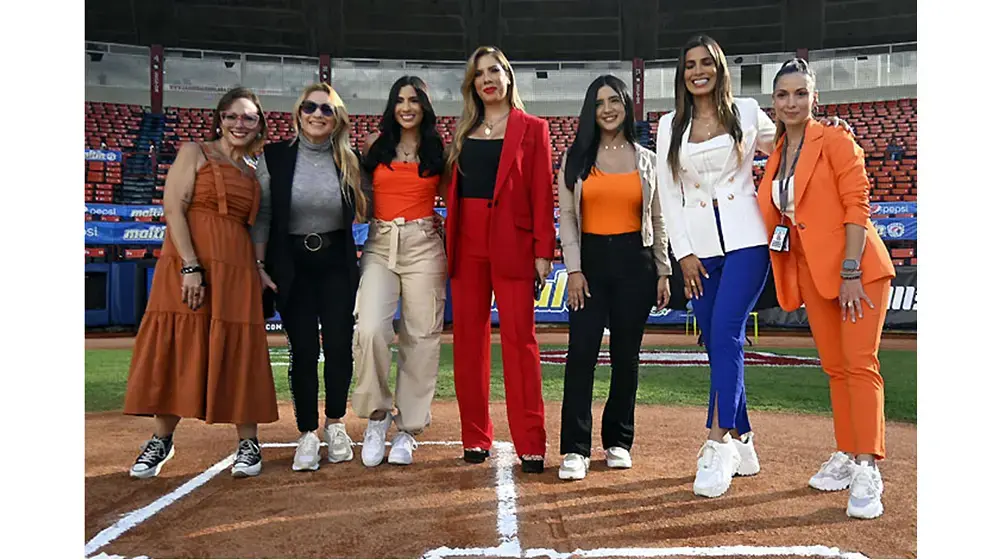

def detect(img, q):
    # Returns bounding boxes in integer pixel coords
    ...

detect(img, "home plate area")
[538,350,822,368]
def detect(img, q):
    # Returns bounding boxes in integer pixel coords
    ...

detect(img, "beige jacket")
[557,144,671,276]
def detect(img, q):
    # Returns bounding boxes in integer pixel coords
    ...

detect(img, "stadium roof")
[86,0,917,61]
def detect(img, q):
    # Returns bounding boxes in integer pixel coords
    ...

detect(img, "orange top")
[580,169,643,235]
[372,162,439,222]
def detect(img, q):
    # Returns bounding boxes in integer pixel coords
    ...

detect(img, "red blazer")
[445,108,556,280]
[757,119,896,311]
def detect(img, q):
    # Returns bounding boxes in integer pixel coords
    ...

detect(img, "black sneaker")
[231,438,263,478]
[520,455,544,474]
[463,448,490,464]
[130,435,175,479]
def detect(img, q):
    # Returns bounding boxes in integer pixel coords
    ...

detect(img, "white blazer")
[655,97,776,260]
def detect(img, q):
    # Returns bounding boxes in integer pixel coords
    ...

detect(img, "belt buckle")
[303,232,323,252]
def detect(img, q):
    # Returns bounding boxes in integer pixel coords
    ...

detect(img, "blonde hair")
[446,46,524,174]
[292,83,366,221]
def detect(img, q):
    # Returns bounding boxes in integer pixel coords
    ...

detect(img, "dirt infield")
[85,401,916,559]
[85,330,917,351]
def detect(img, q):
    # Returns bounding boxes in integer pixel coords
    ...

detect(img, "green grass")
[85,344,916,423]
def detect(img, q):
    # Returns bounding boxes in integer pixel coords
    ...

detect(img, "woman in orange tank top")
[556,76,672,481]
[352,76,447,467]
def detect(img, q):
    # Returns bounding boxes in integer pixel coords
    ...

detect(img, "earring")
[216,127,221,135]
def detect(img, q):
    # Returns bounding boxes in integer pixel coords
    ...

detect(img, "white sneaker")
[362,413,393,467]
[388,432,417,465]
[323,423,354,463]
[605,447,632,469]
[809,451,857,492]
[292,432,321,472]
[692,436,742,498]
[732,432,761,476]
[847,462,884,519]
[558,453,590,480]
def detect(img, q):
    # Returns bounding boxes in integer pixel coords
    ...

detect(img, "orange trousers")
[791,228,889,459]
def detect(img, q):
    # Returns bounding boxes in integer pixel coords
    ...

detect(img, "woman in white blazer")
[655,35,847,499]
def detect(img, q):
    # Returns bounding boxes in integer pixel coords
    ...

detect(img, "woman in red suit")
[444,45,556,474]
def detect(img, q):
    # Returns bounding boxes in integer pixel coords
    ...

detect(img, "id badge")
[769,225,790,252]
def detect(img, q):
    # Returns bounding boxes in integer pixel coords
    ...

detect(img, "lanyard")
[777,134,805,215]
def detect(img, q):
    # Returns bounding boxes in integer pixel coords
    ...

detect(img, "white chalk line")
[424,441,522,559]
[87,439,871,560]
[86,440,467,558]
[429,545,868,559]
[84,453,236,557]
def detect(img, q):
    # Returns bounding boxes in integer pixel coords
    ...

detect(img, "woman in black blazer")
[251,83,368,473]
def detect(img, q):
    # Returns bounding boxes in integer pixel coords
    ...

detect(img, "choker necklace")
[602,141,628,151]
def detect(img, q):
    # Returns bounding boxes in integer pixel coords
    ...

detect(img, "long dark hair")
[563,75,638,190]
[666,35,743,181]
[363,76,445,177]
[771,58,817,141]
[208,87,269,157]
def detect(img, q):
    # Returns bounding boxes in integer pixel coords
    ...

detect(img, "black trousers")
[560,232,658,457]
[281,231,356,433]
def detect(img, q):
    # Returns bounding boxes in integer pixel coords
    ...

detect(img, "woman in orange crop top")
[353,76,447,468]
[555,75,672,481]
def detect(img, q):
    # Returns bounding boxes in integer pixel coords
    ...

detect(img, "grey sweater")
[251,135,344,243]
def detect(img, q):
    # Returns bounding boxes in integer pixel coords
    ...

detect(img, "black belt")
[290,231,342,252]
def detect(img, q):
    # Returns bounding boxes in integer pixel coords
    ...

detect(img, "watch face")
[843,259,860,270]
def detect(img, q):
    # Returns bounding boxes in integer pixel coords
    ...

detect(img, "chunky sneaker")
[846,462,884,519]
[809,451,857,492]
[323,423,354,463]
[130,435,175,479]
[692,436,742,498]
[231,438,263,478]
[361,413,394,467]
[558,453,590,480]
[292,432,321,472]
[605,447,632,469]
[388,432,417,465]
[732,432,761,476]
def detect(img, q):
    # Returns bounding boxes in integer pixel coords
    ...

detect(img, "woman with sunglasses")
[656,35,851,498]
[252,83,368,472]
[124,87,278,479]
[445,46,556,474]
[352,76,447,467]
[556,75,671,481]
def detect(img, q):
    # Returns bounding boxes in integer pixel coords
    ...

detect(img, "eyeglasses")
[220,112,261,127]
[301,101,335,117]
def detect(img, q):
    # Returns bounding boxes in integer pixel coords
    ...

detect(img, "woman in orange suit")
[757,58,895,520]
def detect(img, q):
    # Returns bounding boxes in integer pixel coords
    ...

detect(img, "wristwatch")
[842,259,860,271]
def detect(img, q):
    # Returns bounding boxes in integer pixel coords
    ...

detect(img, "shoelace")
[137,439,166,465]
[235,440,260,465]
[697,442,720,470]
[822,453,853,477]
[853,468,881,498]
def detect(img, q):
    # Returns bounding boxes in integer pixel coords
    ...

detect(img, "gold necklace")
[602,141,628,151]
[483,111,510,136]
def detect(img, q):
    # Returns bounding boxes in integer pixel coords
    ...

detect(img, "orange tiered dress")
[124,143,278,424]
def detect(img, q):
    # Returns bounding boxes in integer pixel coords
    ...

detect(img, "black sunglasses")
[301,101,335,117]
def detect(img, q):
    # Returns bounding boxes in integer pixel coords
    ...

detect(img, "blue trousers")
[691,243,770,435]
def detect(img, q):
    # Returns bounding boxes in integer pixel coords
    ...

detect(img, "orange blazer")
[756,119,895,311]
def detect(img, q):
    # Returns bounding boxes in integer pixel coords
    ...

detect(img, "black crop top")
[457,138,504,199]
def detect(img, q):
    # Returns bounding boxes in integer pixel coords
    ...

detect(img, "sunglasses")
[301,101,335,117]
[220,112,261,127]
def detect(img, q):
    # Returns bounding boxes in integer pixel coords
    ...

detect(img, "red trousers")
[451,198,546,456]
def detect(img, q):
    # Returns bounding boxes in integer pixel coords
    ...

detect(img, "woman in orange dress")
[124,87,279,480]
